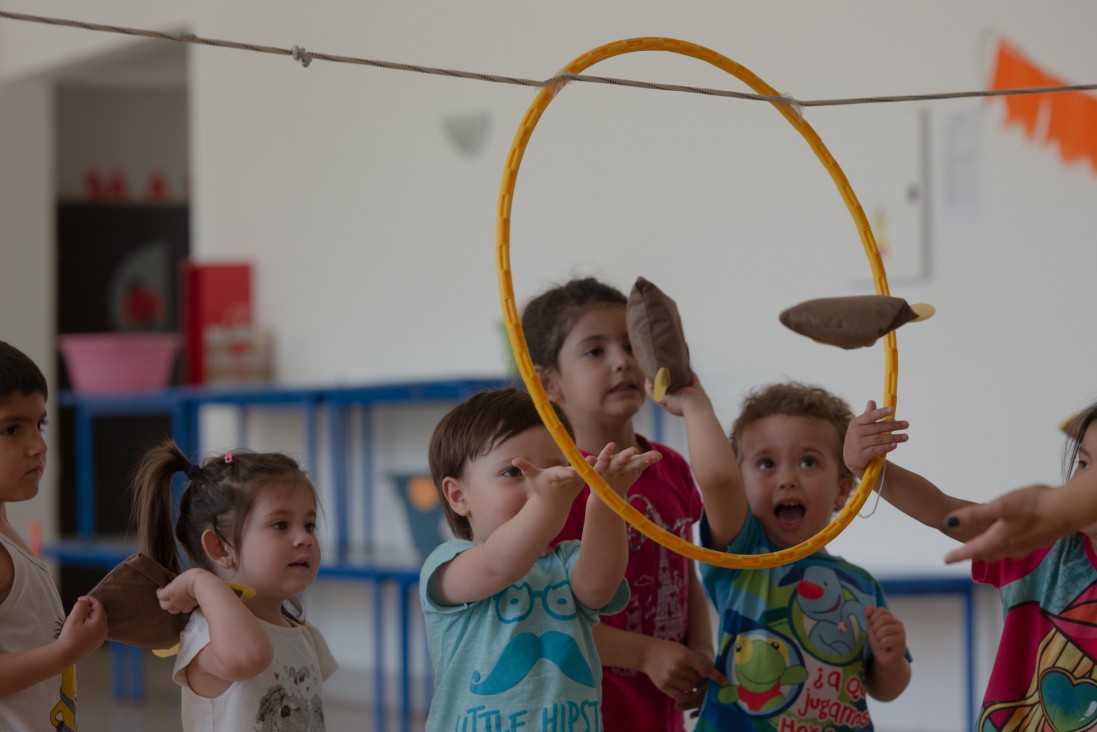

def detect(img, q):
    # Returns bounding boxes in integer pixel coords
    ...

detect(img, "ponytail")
[131,440,191,575]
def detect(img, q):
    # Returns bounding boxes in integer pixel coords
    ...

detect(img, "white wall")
[3,2,1097,729]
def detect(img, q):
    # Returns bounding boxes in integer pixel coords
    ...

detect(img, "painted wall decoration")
[990,39,1097,174]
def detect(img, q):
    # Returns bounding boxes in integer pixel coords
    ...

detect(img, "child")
[420,387,661,731]
[847,399,1097,730]
[686,382,910,732]
[522,277,725,730]
[0,340,107,730]
[132,440,337,731]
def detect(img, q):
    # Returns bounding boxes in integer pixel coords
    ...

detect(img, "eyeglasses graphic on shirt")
[495,581,578,623]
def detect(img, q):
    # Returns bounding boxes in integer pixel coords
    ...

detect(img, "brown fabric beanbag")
[89,553,187,651]
[779,295,933,349]
[626,277,692,401]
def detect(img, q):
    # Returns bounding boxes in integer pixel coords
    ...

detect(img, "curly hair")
[730,381,854,480]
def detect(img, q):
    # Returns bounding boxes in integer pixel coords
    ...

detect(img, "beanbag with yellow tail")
[626,277,692,403]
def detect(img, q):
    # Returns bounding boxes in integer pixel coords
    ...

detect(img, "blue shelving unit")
[48,376,511,726]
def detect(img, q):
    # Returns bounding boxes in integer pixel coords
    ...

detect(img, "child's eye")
[37,419,48,434]
[0,425,17,438]
[584,347,604,358]
[1078,459,1090,472]
[800,457,817,468]
[305,523,317,534]
[758,458,775,471]
[271,520,289,530]
[502,466,523,479]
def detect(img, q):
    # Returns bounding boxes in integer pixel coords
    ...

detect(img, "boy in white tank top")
[0,341,106,730]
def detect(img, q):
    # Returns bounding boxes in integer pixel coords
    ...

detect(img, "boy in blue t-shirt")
[655,380,911,731]
[419,387,660,731]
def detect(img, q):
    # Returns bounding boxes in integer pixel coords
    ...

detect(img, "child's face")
[445,426,568,544]
[0,391,48,504]
[737,414,852,549]
[232,479,320,606]
[1075,424,1097,539]
[541,304,644,431]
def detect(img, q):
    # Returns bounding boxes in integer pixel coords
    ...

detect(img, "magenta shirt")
[554,436,703,732]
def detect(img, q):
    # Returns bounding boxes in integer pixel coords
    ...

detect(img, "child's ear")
[441,476,471,517]
[535,365,563,402]
[201,528,237,572]
[834,473,855,510]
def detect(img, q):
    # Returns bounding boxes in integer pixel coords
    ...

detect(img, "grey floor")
[77,645,425,732]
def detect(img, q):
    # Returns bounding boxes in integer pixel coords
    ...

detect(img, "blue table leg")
[374,580,386,731]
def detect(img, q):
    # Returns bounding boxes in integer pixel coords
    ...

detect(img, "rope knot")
[778,91,804,120]
[291,45,313,68]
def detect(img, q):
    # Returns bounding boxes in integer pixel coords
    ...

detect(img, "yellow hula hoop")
[496,37,895,568]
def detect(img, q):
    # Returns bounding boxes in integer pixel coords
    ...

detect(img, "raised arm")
[944,478,1086,563]
[431,462,584,607]
[572,443,662,609]
[652,377,747,550]
[844,401,985,541]
[158,568,274,693]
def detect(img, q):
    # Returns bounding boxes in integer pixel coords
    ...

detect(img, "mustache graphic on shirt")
[469,631,595,695]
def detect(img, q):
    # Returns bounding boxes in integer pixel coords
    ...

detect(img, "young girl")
[847,399,1097,731]
[132,440,337,731]
[522,276,725,730]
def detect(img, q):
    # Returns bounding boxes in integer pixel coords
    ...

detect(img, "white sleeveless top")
[0,530,76,730]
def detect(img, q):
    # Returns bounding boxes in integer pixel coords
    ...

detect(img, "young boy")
[419,387,661,732]
[657,380,910,731]
[0,340,107,729]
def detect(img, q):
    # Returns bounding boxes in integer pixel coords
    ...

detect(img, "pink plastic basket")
[58,333,181,395]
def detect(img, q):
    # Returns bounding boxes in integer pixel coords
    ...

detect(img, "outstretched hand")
[585,442,662,497]
[944,484,1068,563]
[844,401,909,477]
[509,458,587,505]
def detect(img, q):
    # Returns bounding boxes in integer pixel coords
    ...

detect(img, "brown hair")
[1063,400,1097,480]
[521,277,627,369]
[429,387,571,540]
[131,440,318,619]
[730,381,854,480]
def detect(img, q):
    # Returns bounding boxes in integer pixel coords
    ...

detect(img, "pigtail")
[132,439,191,575]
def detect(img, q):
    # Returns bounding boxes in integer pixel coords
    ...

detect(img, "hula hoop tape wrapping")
[495,37,895,568]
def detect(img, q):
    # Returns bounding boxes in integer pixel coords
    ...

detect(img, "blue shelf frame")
[52,377,511,729]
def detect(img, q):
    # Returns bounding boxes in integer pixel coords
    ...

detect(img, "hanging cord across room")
[1,9,1096,108]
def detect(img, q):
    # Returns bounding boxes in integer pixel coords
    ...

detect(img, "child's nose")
[28,430,47,457]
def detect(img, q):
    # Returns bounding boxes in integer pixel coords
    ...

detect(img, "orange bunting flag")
[989,39,1097,174]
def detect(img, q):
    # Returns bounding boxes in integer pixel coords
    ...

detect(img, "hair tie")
[184,462,201,480]
[224,451,234,465]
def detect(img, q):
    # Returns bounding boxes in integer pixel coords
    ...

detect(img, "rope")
[2,9,1095,108]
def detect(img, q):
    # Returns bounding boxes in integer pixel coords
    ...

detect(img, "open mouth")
[289,560,311,569]
[609,382,637,395]
[774,502,806,527]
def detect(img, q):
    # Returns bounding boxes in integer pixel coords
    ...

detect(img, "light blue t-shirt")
[420,539,629,732]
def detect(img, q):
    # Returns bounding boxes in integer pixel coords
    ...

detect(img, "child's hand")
[844,401,909,477]
[157,567,217,615]
[586,442,662,497]
[510,458,586,505]
[640,638,728,708]
[645,374,705,416]
[865,605,906,668]
[944,484,1067,563]
[57,595,108,660]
